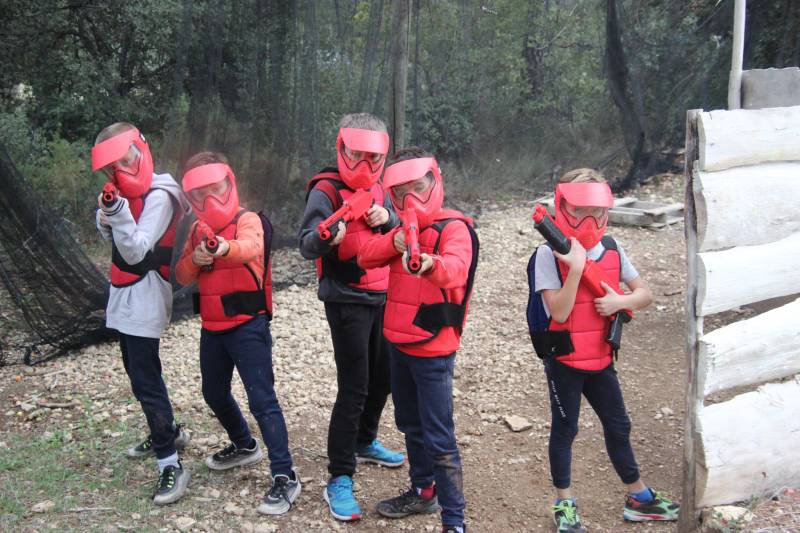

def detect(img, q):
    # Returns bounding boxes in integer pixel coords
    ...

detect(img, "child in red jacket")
[358,147,479,533]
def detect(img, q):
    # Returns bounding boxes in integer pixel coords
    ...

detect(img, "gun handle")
[605,311,632,350]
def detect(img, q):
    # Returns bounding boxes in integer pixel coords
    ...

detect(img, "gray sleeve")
[534,245,562,292]
[105,191,173,265]
[380,192,399,233]
[95,209,112,241]
[298,188,337,260]
[617,244,640,283]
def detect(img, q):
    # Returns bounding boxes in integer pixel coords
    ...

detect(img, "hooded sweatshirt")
[95,173,191,338]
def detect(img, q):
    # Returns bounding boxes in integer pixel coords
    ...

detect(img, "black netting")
[0,143,112,365]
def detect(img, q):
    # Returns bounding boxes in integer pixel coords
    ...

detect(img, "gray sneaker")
[126,425,191,459]
[257,469,302,515]
[376,487,441,518]
[205,439,263,471]
[153,462,190,505]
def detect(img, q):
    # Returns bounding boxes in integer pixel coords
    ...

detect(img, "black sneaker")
[552,499,586,533]
[126,425,190,459]
[376,487,441,518]
[205,438,263,471]
[153,461,190,505]
[257,469,302,515]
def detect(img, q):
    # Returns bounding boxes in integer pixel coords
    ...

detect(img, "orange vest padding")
[307,171,389,292]
[383,215,479,355]
[549,242,621,372]
[193,211,274,332]
[110,191,179,288]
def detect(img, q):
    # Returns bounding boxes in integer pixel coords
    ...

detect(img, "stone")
[223,502,244,516]
[175,516,196,532]
[504,415,533,432]
[701,505,755,531]
[31,500,55,513]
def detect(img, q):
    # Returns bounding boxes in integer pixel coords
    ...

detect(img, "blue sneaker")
[323,475,362,521]
[356,439,405,468]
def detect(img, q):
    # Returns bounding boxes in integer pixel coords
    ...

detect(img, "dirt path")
[0,179,688,532]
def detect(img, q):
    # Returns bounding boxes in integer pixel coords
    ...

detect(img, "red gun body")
[317,189,375,241]
[101,182,118,208]
[401,209,422,274]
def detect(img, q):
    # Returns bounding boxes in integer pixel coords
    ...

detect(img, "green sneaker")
[623,489,680,521]
[552,499,586,533]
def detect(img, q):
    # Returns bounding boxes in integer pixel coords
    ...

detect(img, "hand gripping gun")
[316,188,375,242]
[101,182,118,208]
[196,221,219,272]
[531,204,632,351]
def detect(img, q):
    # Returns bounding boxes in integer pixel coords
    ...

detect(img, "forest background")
[1,0,797,243]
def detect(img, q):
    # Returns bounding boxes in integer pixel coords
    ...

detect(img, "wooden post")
[389,0,411,154]
[679,109,702,533]
[728,0,746,109]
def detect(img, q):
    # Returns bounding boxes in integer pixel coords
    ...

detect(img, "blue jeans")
[200,315,293,476]
[544,358,640,489]
[119,333,177,460]
[390,345,465,527]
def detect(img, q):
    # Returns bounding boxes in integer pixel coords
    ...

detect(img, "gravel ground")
[0,173,794,532]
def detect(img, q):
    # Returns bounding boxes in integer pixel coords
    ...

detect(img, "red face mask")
[91,129,154,199]
[553,182,613,249]
[336,128,390,190]
[182,163,240,232]
[384,157,444,229]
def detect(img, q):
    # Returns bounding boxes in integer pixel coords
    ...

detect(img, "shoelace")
[157,467,177,491]
[139,436,152,450]
[216,443,238,458]
[553,501,578,524]
[268,476,291,506]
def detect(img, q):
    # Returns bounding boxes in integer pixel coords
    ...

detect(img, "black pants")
[544,358,640,489]
[324,301,391,478]
[119,333,177,459]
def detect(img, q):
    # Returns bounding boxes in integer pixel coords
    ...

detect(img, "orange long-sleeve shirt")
[175,211,264,286]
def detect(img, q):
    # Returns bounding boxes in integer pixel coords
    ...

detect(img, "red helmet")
[554,182,614,249]
[384,156,444,229]
[336,127,390,190]
[91,128,154,199]
[182,163,240,232]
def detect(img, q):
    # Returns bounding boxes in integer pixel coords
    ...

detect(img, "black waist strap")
[112,245,172,276]
[531,331,574,359]
[193,289,270,318]
[412,302,465,335]
[321,256,365,285]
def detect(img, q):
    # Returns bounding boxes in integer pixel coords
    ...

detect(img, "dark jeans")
[544,358,640,489]
[390,345,465,527]
[200,315,293,476]
[119,333,177,460]
[324,301,391,478]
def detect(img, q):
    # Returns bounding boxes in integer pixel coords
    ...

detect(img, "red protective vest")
[193,211,274,332]
[549,244,621,372]
[110,190,179,288]
[307,171,389,292]
[383,214,479,356]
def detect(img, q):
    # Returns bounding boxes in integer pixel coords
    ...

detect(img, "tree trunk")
[354,0,384,111]
[300,0,321,174]
[605,0,654,190]
[389,0,411,154]
[371,31,392,117]
[162,0,193,166]
[410,0,422,144]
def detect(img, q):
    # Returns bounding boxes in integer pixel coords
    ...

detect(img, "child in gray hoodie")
[92,122,192,505]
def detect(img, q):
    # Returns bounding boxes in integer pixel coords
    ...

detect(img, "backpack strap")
[306,168,344,210]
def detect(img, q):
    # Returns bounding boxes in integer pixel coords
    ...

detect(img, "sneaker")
[205,438,263,471]
[552,499,586,533]
[257,469,302,515]
[376,487,441,518]
[323,475,362,521]
[356,439,405,468]
[153,461,190,505]
[126,425,191,459]
[442,526,466,533]
[623,489,680,521]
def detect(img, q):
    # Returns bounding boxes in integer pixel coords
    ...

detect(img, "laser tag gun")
[316,188,375,242]
[531,204,632,350]
[196,221,219,272]
[101,182,118,208]
[401,209,422,274]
